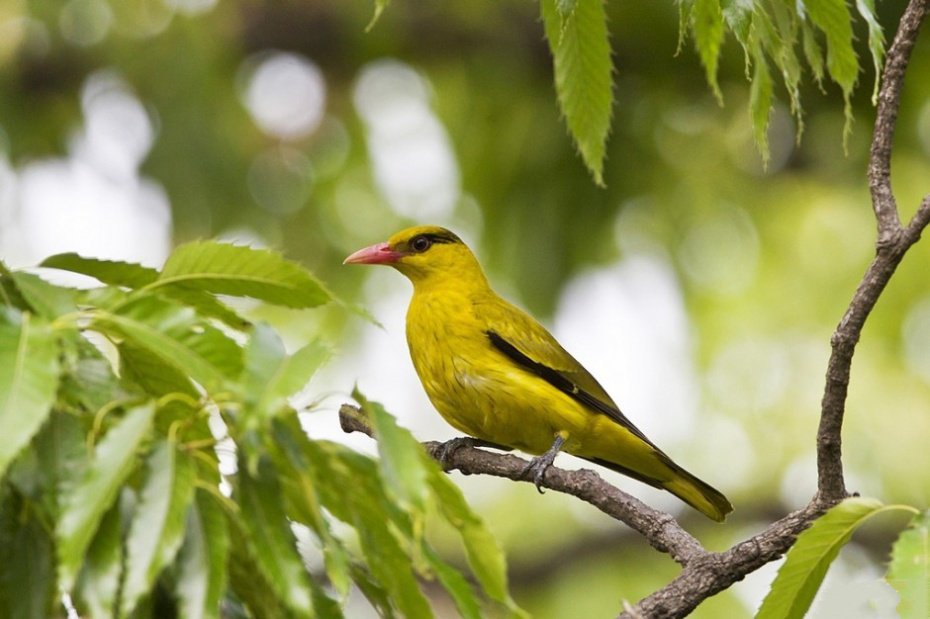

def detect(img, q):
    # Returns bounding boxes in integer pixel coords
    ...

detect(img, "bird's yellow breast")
[406,286,594,454]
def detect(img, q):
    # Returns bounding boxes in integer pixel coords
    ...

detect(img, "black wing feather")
[485,329,660,450]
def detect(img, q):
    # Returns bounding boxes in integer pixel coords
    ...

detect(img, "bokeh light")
[241,51,327,141]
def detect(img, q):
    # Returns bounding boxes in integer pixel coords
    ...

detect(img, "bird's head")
[344,225,487,288]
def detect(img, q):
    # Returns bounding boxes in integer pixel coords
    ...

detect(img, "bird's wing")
[477,298,659,449]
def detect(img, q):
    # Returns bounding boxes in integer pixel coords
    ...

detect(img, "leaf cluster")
[0,243,520,618]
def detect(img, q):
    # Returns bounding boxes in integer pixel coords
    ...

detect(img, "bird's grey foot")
[436,437,512,470]
[520,434,566,494]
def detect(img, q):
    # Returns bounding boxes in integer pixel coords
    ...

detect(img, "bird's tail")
[584,456,733,522]
[660,464,733,522]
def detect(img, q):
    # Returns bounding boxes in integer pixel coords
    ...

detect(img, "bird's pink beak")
[343,242,405,265]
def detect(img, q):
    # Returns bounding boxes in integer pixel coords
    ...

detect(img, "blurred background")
[1,0,929,616]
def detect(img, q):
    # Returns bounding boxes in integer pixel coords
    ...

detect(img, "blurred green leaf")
[237,454,316,617]
[855,0,884,103]
[366,0,390,31]
[756,498,914,619]
[429,469,521,613]
[692,0,724,101]
[9,272,77,320]
[40,254,159,288]
[0,310,59,482]
[423,545,482,619]
[301,439,433,618]
[0,488,57,619]
[354,388,429,517]
[74,503,123,619]
[749,46,774,162]
[175,491,230,619]
[92,296,242,393]
[242,324,330,426]
[57,402,156,591]
[228,517,292,619]
[156,241,332,309]
[801,20,826,86]
[887,510,930,619]
[121,440,196,617]
[541,0,613,186]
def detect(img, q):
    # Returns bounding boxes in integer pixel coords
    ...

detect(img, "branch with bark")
[341,0,930,615]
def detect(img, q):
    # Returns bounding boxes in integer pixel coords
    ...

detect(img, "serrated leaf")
[121,440,196,617]
[9,272,77,320]
[887,510,930,618]
[756,498,913,619]
[57,402,156,591]
[541,0,613,186]
[429,471,520,613]
[270,416,352,598]
[300,439,433,618]
[0,310,59,482]
[692,0,724,101]
[0,488,57,619]
[423,545,481,619]
[93,296,243,394]
[803,0,858,141]
[74,502,123,618]
[156,241,332,309]
[242,325,329,427]
[749,46,774,162]
[237,455,314,617]
[353,388,429,517]
[854,0,884,103]
[801,20,826,87]
[175,491,229,619]
[40,254,159,288]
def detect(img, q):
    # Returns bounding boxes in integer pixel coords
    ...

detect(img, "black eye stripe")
[407,231,461,253]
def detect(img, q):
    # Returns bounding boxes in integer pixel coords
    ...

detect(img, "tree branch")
[341,3,930,616]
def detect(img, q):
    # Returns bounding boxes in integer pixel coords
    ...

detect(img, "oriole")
[345,225,732,521]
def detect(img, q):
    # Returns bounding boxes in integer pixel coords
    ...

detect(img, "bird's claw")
[437,437,472,470]
[520,453,556,494]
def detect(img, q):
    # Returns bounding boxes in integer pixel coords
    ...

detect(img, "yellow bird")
[345,225,732,521]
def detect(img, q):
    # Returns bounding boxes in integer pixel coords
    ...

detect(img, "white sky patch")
[1,71,171,271]
[242,51,327,141]
[552,253,700,446]
[353,59,459,220]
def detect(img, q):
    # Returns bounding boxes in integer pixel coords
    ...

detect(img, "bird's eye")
[410,235,432,253]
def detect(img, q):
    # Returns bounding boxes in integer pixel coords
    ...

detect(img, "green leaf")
[749,46,774,163]
[353,388,429,517]
[9,272,77,320]
[854,0,884,103]
[242,324,330,426]
[0,310,59,482]
[92,296,242,394]
[756,498,914,619]
[801,20,826,87]
[156,241,332,309]
[0,488,57,619]
[299,439,433,618]
[366,0,390,31]
[429,471,520,613]
[423,545,481,619]
[237,455,315,617]
[57,402,156,591]
[74,503,124,619]
[175,491,230,619]
[121,440,196,617]
[887,510,930,618]
[541,0,613,186]
[270,417,353,599]
[692,0,724,101]
[40,253,159,288]
[803,0,858,141]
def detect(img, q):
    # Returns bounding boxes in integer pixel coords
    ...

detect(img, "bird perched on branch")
[345,225,732,521]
